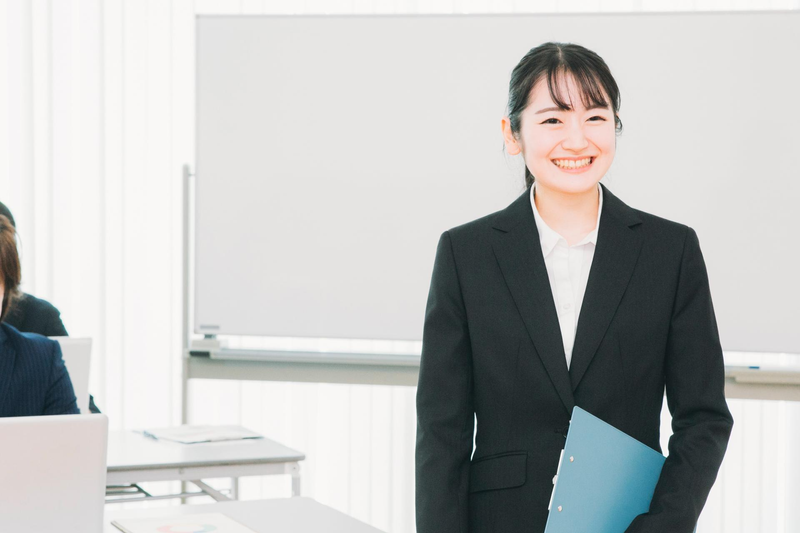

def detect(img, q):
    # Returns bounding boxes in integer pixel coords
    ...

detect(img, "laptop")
[50,337,92,413]
[0,414,108,533]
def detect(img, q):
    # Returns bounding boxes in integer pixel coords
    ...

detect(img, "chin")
[537,175,601,195]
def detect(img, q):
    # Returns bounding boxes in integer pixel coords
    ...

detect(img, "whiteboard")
[195,12,800,353]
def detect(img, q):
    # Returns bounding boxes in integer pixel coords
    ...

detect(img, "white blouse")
[530,182,604,370]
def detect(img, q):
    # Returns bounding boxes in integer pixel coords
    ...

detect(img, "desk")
[107,431,304,502]
[104,497,383,532]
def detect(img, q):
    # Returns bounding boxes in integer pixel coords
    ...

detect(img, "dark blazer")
[415,183,733,533]
[0,322,79,417]
[4,293,101,414]
[5,293,69,337]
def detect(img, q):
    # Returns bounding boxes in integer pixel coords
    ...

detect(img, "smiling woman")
[500,43,622,245]
[502,42,622,190]
[415,42,733,533]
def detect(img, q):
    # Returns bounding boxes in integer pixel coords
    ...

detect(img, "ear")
[501,117,522,156]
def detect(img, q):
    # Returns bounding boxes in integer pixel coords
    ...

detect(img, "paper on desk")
[141,425,263,444]
[112,512,256,533]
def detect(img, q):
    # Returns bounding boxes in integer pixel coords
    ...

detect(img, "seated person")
[0,201,99,413]
[0,213,79,417]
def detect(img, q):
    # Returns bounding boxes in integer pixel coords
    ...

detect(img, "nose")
[561,122,590,152]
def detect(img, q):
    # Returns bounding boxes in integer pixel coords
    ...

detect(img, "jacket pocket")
[468,451,527,493]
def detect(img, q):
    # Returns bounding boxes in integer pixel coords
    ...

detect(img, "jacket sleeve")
[416,231,474,533]
[626,227,734,532]
[43,340,80,415]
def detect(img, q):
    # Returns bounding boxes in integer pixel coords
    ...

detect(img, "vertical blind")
[1,1,798,531]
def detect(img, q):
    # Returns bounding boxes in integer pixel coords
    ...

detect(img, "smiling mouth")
[551,157,595,170]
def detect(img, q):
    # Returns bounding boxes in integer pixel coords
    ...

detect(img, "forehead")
[528,71,609,111]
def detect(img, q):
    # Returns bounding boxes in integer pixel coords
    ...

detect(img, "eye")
[589,116,606,121]
[541,118,560,125]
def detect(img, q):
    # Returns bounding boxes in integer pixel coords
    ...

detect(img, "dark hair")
[0,201,15,228]
[505,42,623,189]
[0,214,21,321]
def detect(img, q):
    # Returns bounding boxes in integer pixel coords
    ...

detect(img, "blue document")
[544,407,665,533]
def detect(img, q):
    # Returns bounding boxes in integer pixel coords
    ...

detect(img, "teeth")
[553,158,592,169]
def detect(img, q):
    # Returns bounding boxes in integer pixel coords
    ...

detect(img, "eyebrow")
[535,104,609,114]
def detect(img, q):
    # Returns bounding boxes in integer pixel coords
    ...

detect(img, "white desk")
[104,497,383,532]
[107,431,304,502]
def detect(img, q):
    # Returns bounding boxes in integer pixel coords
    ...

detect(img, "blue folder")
[543,407,665,533]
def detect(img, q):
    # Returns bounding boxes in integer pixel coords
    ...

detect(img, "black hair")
[505,42,623,189]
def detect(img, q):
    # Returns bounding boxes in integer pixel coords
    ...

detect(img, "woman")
[0,213,79,417]
[415,42,733,533]
[0,200,100,413]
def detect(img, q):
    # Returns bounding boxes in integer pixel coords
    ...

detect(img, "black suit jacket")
[415,184,733,533]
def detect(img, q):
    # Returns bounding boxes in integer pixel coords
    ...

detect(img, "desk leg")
[289,462,301,497]
[191,480,232,502]
[231,477,239,500]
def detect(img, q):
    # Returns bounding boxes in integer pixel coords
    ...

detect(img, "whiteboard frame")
[193,11,800,353]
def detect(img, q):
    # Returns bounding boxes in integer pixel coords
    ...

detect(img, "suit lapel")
[0,325,16,413]
[492,188,575,415]
[569,184,643,391]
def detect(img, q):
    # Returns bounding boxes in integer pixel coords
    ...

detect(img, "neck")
[534,182,600,241]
